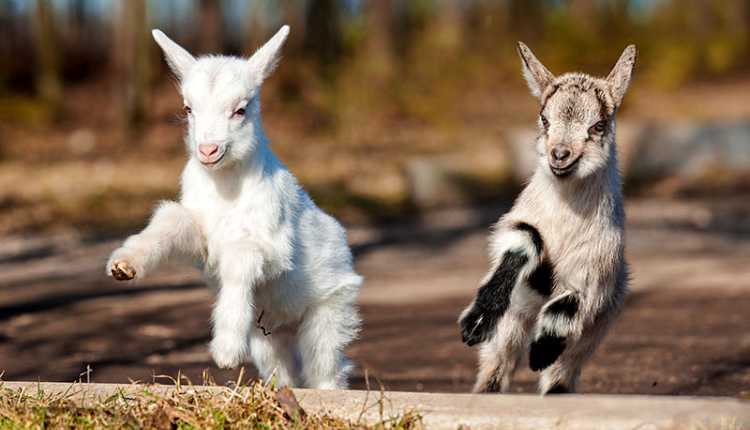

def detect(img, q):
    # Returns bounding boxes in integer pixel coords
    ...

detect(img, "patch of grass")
[0,95,53,128]
[0,377,422,430]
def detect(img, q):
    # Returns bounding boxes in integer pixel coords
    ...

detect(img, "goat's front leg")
[459,225,545,347]
[460,224,550,392]
[209,244,264,369]
[107,201,203,281]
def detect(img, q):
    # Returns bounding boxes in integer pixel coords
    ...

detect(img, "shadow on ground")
[1,199,749,397]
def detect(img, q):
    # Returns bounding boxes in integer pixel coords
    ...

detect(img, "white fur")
[107,26,362,389]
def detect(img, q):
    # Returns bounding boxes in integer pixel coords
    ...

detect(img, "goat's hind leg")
[297,292,360,389]
[537,312,614,394]
[532,291,621,394]
[249,327,299,387]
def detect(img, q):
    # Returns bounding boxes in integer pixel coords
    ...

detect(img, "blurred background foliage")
[1,0,749,233]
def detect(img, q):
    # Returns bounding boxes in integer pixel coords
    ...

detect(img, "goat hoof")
[210,335,246,369]
[111,260,136,281]
[459,308,494,346]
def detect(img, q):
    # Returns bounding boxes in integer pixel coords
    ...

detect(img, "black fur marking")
[514,222,554,296]
[515,222,544,254]
[518,45,533,72]
[545,294,579,318]
[528,259,554,296]
[529,332,566,371]
[256,310,272,336]
[546,383,570,394]
[460,250,528,346]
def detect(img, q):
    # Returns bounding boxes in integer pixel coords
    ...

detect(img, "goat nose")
[552,147,571,162]
[198,144,219,158]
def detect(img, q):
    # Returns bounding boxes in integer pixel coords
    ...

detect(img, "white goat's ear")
[152,29,196,80]
[517,41,555,99]
[607,45,637,107]
[247,25,290,83]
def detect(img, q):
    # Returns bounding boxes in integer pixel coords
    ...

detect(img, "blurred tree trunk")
[570,0,596,18]
[393,0,433,60]
[279,0,305,51]
[364,0,394,81]
[31,0,63,117]
[245,2,305,54]
[304,0,343,80]
[244,2,269,54]
[198,0,223,53]
[463,0,489,47]
[114,0,150,134]
[507,0,545,43]
[569,0,598,37]
[0,0,14,63]
[431,0,463,53]
[68,0,86,45]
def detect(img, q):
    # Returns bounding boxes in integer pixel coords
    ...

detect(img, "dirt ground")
[1,198,749,397]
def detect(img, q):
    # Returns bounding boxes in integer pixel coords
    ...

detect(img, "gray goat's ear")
[607,45,637,107]
[247,25,290,84]
[517,42,555,99]
[152,29,197,80]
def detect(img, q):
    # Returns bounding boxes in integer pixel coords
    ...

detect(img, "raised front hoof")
[110,260,137,281]
[210,336,247,369]
[529,335,566,371]
[459,308,495,347]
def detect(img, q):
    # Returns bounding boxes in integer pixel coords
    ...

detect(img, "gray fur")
[460,42,635,395]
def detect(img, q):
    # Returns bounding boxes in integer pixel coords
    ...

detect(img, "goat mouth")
[549,157,581,177]
[199,152,226,167]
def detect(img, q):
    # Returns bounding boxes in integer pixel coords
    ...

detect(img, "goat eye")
[233,108,246,118]
[540,115,549,129]
[593,120,607,133]
[183,106,192,115]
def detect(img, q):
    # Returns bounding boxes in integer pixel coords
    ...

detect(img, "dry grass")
[3,75,750,235]
[0,373,422,430]
[0,160,181,234]
[0,133,514,234]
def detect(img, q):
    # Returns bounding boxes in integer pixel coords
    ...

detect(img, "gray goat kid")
[459,42,636,395]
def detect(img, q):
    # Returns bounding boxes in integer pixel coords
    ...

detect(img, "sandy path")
[1,198,749,396]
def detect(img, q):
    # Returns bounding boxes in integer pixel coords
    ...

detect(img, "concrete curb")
[1,381,748,429]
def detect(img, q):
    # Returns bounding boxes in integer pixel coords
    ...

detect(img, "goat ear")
[152,29,196,80]
[607,45,637,107]
[248,25,290,83]
[517,42,555,99]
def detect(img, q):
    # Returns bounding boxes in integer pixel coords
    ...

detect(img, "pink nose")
[198,144,219,158]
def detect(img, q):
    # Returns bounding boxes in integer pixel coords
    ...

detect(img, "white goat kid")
[459,43,636,394]
[106,26,362,389]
